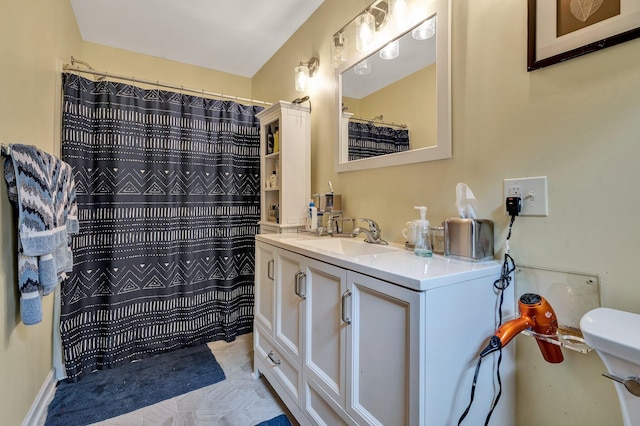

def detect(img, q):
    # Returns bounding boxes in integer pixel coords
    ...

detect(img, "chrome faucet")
[352,218,388,245]
[315,212,343,236]
[326,212,343,235]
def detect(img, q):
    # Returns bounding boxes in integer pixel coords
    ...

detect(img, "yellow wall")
[77,42,253,99]
[253,0,639,424]
[0,0,81,424]
[357,65,436,149]
[3,0,638,424]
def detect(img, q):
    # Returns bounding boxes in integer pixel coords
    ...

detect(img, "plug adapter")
[506,197,521,216]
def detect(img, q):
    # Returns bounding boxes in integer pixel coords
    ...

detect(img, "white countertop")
[256,233,502,292]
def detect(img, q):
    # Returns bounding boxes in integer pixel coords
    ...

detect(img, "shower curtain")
[60,73,262,381]
[348,121,410,160]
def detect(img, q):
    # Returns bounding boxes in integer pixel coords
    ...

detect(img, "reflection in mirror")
[335,0,450,173]
[342,20,436,160]
[345,113,410,161]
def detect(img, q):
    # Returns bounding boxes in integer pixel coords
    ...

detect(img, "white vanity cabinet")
[254,241,349,423]
[254,242,305,410]
[345,271,424,426]
[255,241,426,425]
[253,235,515,426]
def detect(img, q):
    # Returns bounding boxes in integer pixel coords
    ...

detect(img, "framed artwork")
[528,0,640,71]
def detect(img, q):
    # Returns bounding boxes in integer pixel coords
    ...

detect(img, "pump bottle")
[414,206,432,257]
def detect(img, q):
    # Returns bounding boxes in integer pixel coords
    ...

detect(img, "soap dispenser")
[414,206,432,257]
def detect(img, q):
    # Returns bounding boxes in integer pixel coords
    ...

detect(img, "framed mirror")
[335,0,451,172]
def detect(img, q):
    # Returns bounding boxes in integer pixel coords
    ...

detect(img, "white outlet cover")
[503,176,548,216]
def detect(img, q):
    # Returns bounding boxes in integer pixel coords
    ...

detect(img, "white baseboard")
[22,369,57,426]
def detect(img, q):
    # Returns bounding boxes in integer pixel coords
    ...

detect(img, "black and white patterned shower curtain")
[60,73,262,381]
[348,121,410,160]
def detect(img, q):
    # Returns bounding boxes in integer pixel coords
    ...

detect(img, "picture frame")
[527,0,640,71]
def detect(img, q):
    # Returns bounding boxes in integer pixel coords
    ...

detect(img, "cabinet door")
[275,248,305,364]
[302,258,349,423]
[346,271,425,426]
[255,242,275,333]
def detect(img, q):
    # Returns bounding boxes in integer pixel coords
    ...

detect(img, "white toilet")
[580,307,640,426]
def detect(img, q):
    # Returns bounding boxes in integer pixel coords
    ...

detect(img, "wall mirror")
[334,0,451,172]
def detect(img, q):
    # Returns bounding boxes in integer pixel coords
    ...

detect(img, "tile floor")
[37,333,296,426]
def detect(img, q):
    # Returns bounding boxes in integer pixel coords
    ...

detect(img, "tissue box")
[444,218,494,261]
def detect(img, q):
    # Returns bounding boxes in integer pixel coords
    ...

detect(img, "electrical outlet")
[507,185,521,197]
[503,176,548,216]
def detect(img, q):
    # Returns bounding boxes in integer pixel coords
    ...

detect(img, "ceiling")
[70,0,325,78]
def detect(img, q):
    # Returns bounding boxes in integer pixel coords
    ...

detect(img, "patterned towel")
[51,160,78,287]
[4,144,78,324]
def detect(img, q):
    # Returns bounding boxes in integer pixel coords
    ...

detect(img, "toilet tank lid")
[580,307,640,363]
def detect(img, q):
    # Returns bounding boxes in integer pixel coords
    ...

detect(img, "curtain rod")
[62,58,273,107]
[349,116,407,129]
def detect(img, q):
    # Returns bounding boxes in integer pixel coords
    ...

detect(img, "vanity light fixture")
[354,58,371,75]
[379,39,399,60]
[388,0,408,28]
[412,16,436,40]
[355,12,375,52]
[294,56,320,92]
[332,33,348,67]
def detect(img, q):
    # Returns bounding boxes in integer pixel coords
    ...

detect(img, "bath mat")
[256,414,293,426]
[44,343,225,426]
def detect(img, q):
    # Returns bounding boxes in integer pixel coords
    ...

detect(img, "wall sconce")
[412,16,436,40]
[294,56,319,92]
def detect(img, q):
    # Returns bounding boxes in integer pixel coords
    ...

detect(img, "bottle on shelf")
[267,126,274,154]
[274,126,280,153]
[269,170,278,188]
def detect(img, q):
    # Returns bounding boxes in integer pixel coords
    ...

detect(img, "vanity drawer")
[254,326,302,407]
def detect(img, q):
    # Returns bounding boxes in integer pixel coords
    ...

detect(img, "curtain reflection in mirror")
[348,120,409,160]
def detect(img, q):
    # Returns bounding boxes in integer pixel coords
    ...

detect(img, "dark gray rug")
[45,343,225,426]
[256,414,293,426]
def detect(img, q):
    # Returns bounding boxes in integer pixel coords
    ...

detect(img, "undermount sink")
[295,237,399,256]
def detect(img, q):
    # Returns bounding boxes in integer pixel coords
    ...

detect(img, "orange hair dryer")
[480,293,564,363]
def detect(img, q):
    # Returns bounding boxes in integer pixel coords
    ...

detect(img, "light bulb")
[294,63,309,92]
[389,0,408,29]
[379,40,399,60]
[354,59,371,75]
[412,16,436,40]
[355,12,375,52]
[332,33,348,67]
